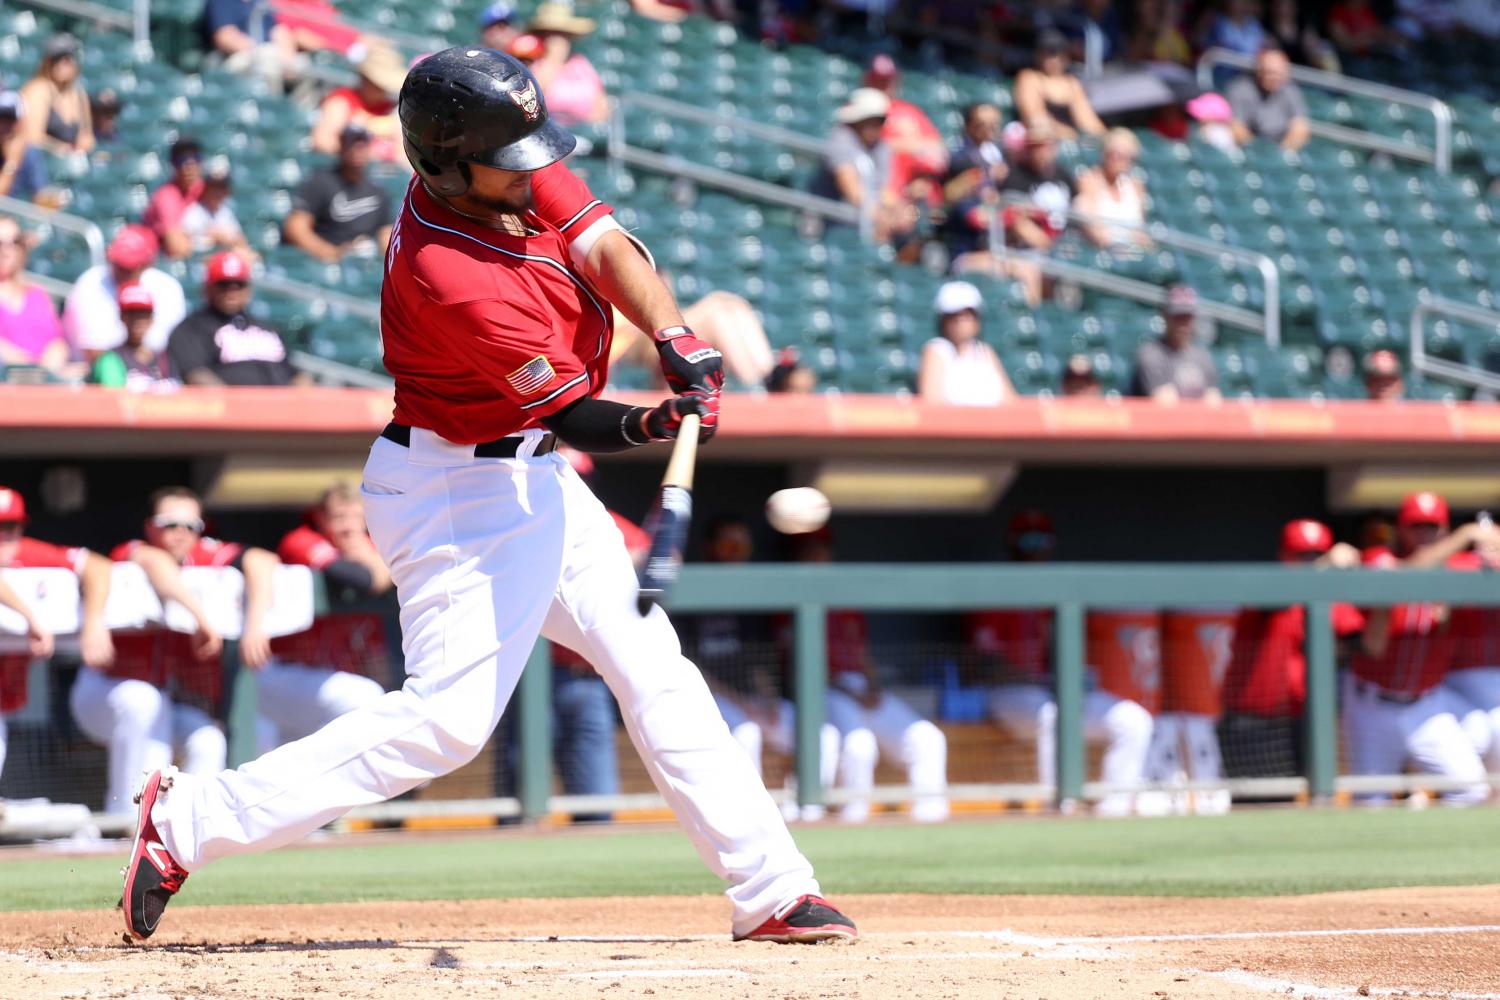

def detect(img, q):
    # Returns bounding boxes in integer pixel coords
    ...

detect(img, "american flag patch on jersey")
[506,355,557,396]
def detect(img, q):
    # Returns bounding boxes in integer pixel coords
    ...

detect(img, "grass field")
[4,806,1499,913]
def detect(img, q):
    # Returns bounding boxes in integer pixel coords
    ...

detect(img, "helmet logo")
[509,81,541,122]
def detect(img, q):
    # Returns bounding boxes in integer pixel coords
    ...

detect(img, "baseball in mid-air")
[765,487,831,535]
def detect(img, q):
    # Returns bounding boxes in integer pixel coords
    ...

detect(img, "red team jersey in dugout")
[109,538,243,698]
[964,609,1052,684]
[1446,551,1500,671]
[0,537,88,711]
[381,163,616,443]
[1221,603,1365,717]
[271,525,390,676]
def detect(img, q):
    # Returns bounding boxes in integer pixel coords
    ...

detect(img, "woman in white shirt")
[1074,128,1151,254]
[917,280,1014,405]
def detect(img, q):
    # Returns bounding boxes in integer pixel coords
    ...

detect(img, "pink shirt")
[544,55,604,125]
[0,284,64,361]
[143,179,205,236]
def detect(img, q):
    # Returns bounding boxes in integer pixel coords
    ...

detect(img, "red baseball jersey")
[1443,551,1500,671]
[1221,603,1364,718]
[381,163,616,443]
[1159,609,1238,717]
[1086,608,1161,713]
[109,537,244,692]
[964,609,1052,683]
[270,524,391,677]
[553,511,649,669]
[0,536,88,711]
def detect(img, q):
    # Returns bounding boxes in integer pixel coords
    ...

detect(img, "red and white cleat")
[734,895,858,944]
[120,768,188,942]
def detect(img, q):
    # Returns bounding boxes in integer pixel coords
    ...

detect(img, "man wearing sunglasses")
[966,510,1156,816]
[166,251,312,387]
[0,488,114,798]
[70,487,262,814]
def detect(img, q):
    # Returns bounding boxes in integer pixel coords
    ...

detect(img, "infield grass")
[2,807,1498,912]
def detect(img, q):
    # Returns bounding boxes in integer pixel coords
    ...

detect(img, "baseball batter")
[121,49,856,945]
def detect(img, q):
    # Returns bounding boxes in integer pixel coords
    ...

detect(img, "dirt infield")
[2,886,1497,999]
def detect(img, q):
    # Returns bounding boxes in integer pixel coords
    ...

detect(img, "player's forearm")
[1403,524,1480,569]
[583,230,683,335]
[78,552,112,628]
[542,395,651,453]
[240,547,279,632]
[131,546,213,624]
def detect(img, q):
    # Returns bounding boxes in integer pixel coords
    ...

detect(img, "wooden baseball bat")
[636,413,700,614]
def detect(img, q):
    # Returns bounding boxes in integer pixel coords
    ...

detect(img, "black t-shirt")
[999,163,1076,239]
[291,168,391,245]
[167,306,298,385]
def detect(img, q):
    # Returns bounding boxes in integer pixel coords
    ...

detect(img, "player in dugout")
[0,487,114,799]
[1344,491,1489,804]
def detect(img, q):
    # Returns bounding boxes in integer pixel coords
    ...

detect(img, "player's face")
[320,496,366,544]
[147,497,205,562]
[706,524,752,564]
[1398,521,1443,554]
[463,163,536,214]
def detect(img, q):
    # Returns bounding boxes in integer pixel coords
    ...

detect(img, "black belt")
[380,422,556,458]
[1353,678,1423,705]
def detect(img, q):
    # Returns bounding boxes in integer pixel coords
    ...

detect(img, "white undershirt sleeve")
[567,214,656,274]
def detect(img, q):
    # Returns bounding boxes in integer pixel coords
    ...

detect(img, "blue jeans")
[553,669,619,820]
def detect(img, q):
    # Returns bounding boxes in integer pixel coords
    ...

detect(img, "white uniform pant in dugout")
[151,429,820,935]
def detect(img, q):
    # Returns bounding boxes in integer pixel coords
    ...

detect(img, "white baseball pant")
[1446,667,1500,771]
[151,431,819,935]
[1340,675,1488,804]
[826,676,948,823]
[70,668,227,814]
[1143,712,1230,815]
[989,683,1154,816]
[255,661,387,752]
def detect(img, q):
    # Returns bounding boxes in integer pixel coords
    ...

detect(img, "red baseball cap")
[862,53,899,88]
[206,250,251,285]
[116,281,153,312]
[1280,519,1332,557]
[1397,490,1449,529]
[508,33,545,61]
[0,487,26,523]
[106,225,159,270]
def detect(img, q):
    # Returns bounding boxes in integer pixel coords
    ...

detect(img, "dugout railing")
[3,562,1498,832]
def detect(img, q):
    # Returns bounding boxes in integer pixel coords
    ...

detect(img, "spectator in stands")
[263,481,389,753]
[1186,91,1240,153]
[0,216,68,378]
[918,280,1014,406]
[1060,352,1103,396]
[1124,0,1192,65]
[1220,519,1362,778]
[19,34,93,157]
[765,348,818,394]
[1347,492,1489,804]
[89,284,181,392]
[179,157,252,259]
[310,41,405,165]
[631,0,734,21]
[968,510,1155,816]
[169,251,311,387]
[1074,128,1151,255]
[0,488,114,806]
[942,101,1018,273]
[1393,0,1461,41]
[479,2,521,51]
[999,122,1076,254]
[270,0,363,57]
[862,54,949,202]
[790,529,949,824]
[63,225,187,362]
[815,88,902,237]
[89,88,122,152]
[1205,0,1268,54]
[143,138,207,261]
[72,488,240,815]
[1362,348,1405,402]
[1227,47,1310,150]
[0,92,48,203]
[611,281,777,389]
[1131,284,1221,402]
[526,4,609,127]
[1013,29,1105,140]
[201,0,307,93]
[284,124,392,264]
[1266,0,1340,70]
[1326,0,1406,56]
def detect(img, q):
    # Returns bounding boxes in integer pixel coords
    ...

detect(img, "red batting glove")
[652,325,725,395]
[644,390,720,442]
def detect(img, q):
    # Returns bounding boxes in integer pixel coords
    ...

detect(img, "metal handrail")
[605,100,862,227]
[990,192,1276,341]
[621,92,832,157]
[1409,298,1500,395]
[0,195,106,265]
[12,0,130,30]
[1195,47,1453,174]
[256,272,380,320]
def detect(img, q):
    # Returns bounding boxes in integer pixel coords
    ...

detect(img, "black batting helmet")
[399,46,576,197]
